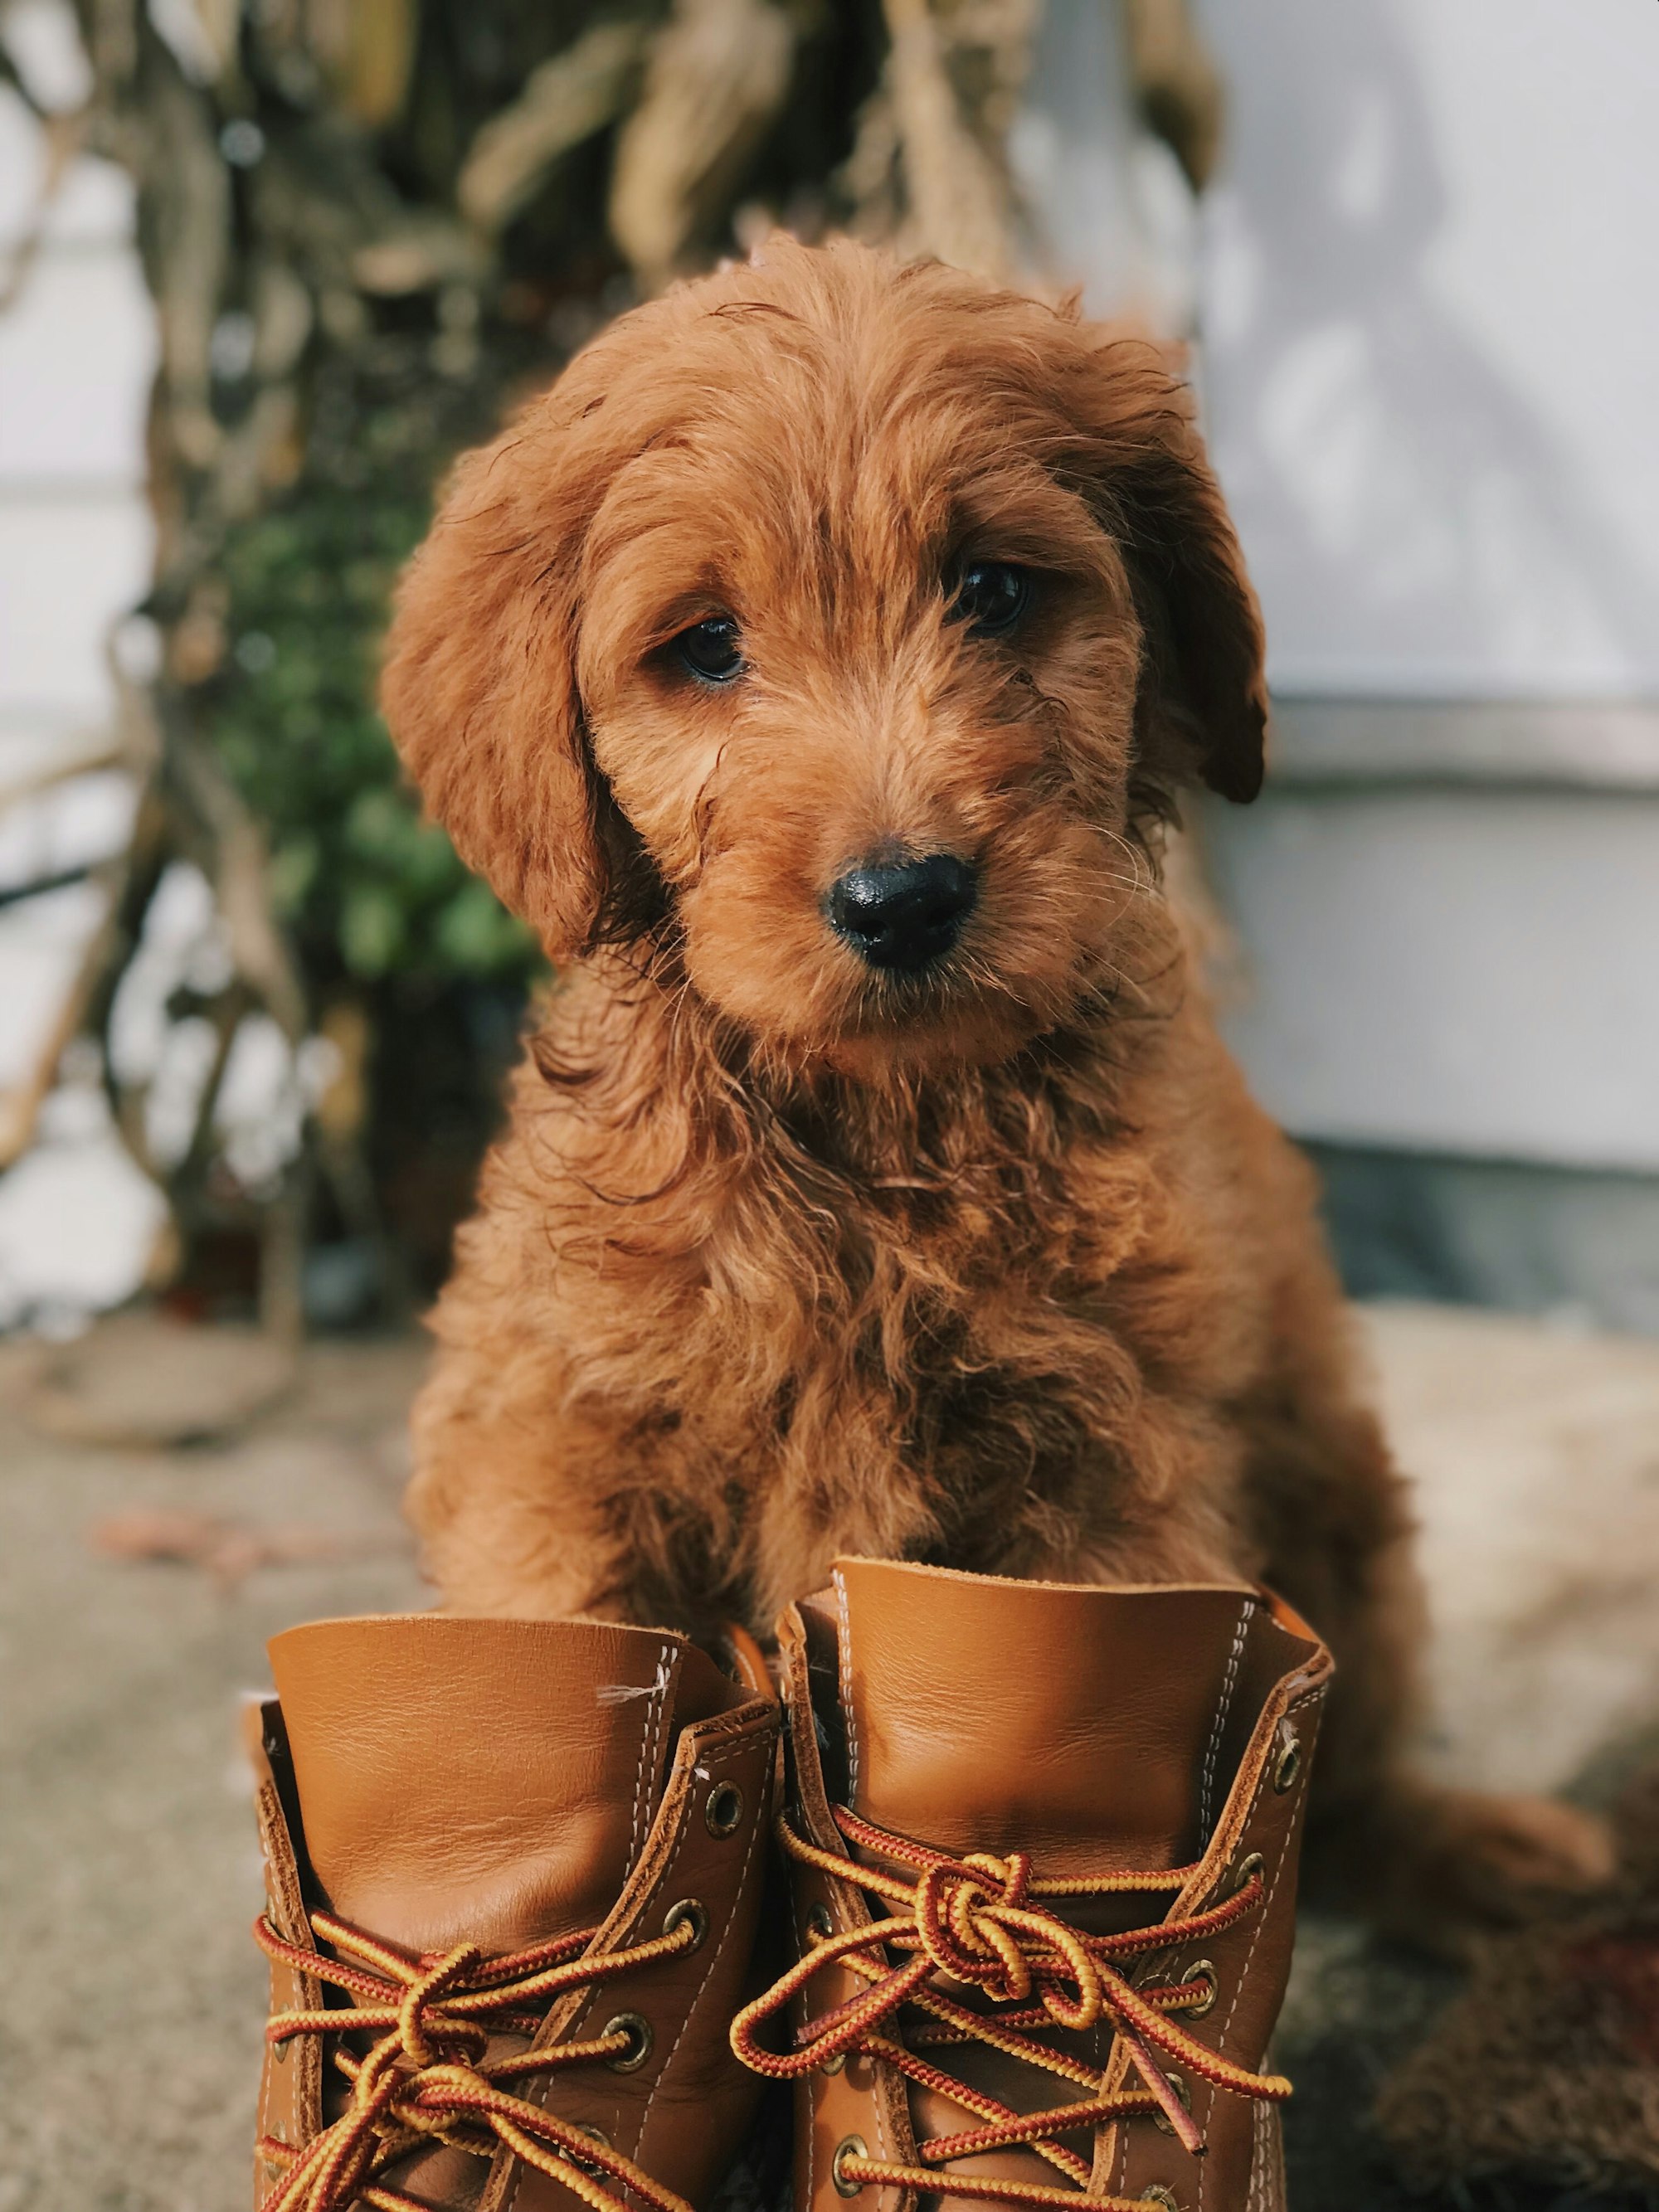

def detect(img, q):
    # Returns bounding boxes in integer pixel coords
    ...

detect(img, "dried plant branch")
[0,25,51,119]
[1121,0,1224,192]
[881,0,1014,278]
[460,17,654,236]
[0,798,160,1174]
[0,863,99,911]
[0,741,128,814]
[168,725,307,1043]
[875,0,1038,280]
[173,978,253,1189]
[0,102,90,309]
[611,0,796,289]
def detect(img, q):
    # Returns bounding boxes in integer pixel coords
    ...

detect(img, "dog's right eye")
[674,617,745,685]
[949,561,1029,638]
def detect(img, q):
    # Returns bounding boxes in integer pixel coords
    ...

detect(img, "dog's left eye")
[949,562,1029,638]
[675,616,745,684]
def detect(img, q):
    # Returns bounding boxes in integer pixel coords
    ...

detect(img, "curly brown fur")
[382,237,1608,1928]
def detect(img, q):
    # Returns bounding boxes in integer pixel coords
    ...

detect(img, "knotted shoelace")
[730,1807,1289,2210]
[254,1904,702,2212]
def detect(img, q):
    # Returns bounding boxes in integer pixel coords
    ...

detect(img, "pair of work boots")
[247,1559,1332,2212]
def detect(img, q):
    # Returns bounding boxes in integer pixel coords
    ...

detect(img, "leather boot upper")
[248,1613,778,2212]
[734,1558,1333,2211]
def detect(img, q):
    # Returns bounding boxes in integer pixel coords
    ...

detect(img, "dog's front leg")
[405,1332,653,1622]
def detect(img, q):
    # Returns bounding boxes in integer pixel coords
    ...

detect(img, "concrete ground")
[2,1303,1658,2212]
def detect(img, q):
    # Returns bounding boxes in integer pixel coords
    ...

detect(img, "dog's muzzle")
[826,853,977,973]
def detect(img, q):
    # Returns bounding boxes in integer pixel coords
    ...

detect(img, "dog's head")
[382,239,1265,1077]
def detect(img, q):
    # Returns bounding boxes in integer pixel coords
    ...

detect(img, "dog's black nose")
[827,853,978,972]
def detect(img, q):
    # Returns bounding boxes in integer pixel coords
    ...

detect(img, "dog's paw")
[1322,1784,1616,1953]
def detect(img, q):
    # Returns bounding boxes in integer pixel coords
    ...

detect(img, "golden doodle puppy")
[382,237,1606,1932]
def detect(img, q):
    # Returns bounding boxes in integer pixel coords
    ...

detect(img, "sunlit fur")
[382,238,1610,1933]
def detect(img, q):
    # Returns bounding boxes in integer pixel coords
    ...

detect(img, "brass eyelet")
[805,1902,834,1944]
[1232,1850,1265,1895]
[704,1780,744,1836]
[821,2048,847,2074]
[566,2124,612,2176]
[601,2011,654,2072]
[1152,2070,1192,2134]
[1272,1729,1301,1793]
[270,2032,289,2066]
[1180,1959,1218,2018]
[663,1897,708,1952]
[1141,2188,1181,2210]
[832,2134,868,2195]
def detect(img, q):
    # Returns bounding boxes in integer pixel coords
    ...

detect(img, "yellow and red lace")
[731,1806,1288,2209]
[254,1904,701,2212]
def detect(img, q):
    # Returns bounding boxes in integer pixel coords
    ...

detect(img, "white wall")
[1191,0,1659,1178]
[0,53,165,1322]
[1201,784,1659,1174]
[1196,0,1659,702]
[1018,2,1659,1187]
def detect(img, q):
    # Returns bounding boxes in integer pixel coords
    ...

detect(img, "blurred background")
[2,0,1657,1338]
[2,2,1657,2209]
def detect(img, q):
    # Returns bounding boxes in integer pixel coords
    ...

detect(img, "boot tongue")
[270,1614,731,1955]
[833,1558,1261,1877]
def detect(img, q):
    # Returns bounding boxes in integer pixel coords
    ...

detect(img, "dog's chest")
[655,1143,1164,1473]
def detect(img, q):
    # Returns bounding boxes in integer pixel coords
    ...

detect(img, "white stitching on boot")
[834,1569,859,1809]
[1219,1691,1318,2047]
[638,1730,767,2147]
[1199,1604,1250,1845]
[630,1648,676,1869]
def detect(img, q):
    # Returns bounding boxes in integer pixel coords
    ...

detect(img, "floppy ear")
[1073,334,1268,806]
[380,418,611,961]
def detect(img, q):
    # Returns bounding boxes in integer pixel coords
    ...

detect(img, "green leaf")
[433,878,535,973]
[341,884,407,977]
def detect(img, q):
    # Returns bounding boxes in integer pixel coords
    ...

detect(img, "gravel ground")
[2,1304,1657,2212]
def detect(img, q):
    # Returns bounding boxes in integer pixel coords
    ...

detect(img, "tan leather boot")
[732,1559,1333,2211]
[246,1614,779,2212]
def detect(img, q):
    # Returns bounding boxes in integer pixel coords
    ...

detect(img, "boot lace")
[254,1903,703,2212]
[731,1806,1289,2210]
